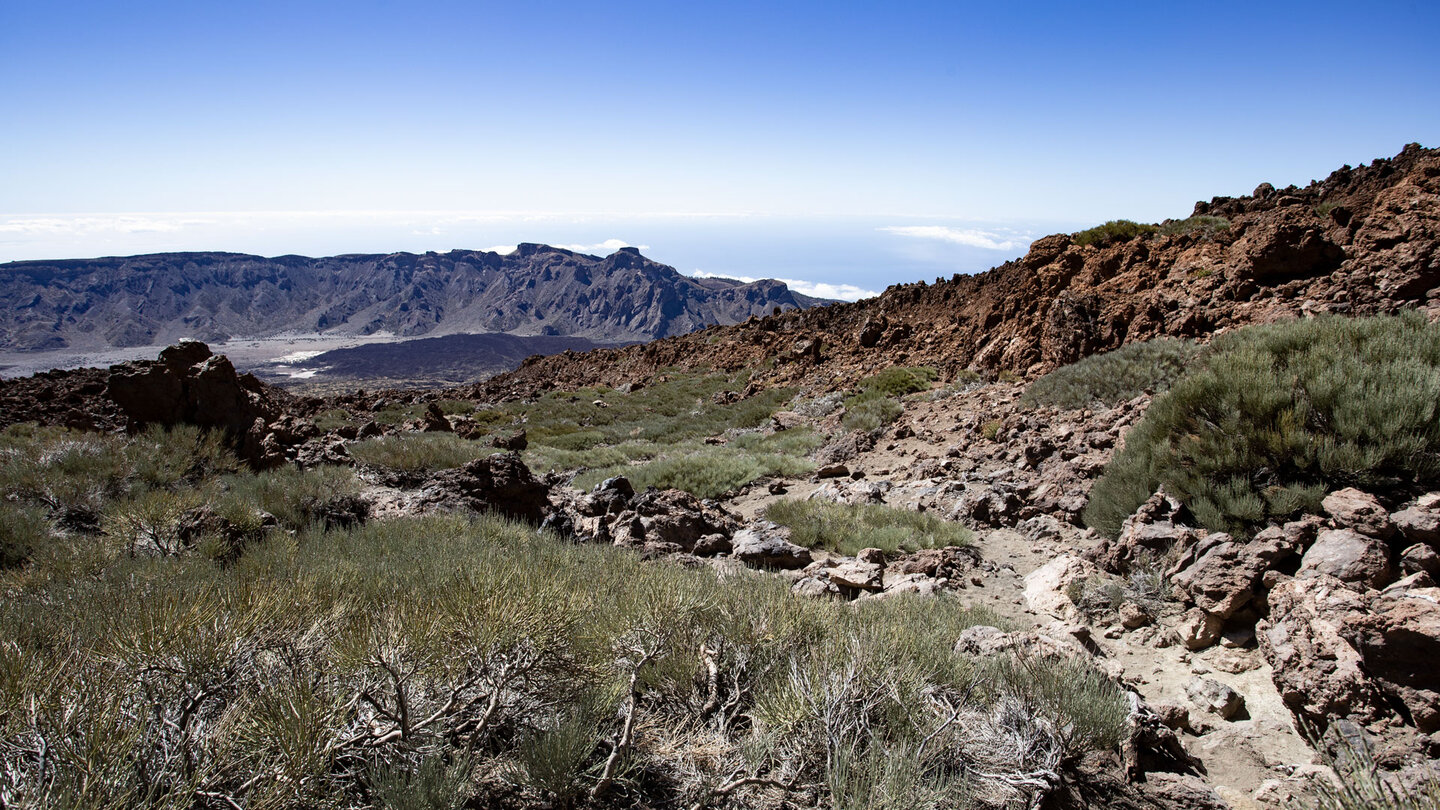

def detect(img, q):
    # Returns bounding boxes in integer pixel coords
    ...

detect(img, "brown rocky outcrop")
[415,452,550,524]
[607,488,740,555]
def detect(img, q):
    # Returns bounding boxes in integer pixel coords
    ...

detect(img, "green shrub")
[312,408,355,431]
[1158,215,1230,236]
[0,504,47,567]
[1022,337,1201,409]
[1086,313,1440,537]
[435,399,477,416]
[576,446,813,499]
[348,433,492,471]
[763,499,971,556]
[854,366,938,400]
[0,502,1125,808]
[842,398,903,433]
[212,465,361,531]
[1073,219,1157,247]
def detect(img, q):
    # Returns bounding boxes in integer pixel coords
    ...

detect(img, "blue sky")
[2,1,1437,297]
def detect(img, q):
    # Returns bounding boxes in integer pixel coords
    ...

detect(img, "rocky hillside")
[0,244,830,352]
[468,143,1440,399]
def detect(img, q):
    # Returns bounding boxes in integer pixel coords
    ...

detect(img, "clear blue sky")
[2,0,1436,291]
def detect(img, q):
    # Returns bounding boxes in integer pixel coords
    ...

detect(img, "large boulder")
[732,523,812,570]
[1257,575,1388,727]
[1323,488,1395,540]
[1298,529,1394,588]
[106,341,290,464]
[1170,526,1303,619]
[416,453,550,524]
[1340,588,1440,732]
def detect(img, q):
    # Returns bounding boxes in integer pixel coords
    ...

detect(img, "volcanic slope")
[0,244,830,352]
[469,143,1440,400]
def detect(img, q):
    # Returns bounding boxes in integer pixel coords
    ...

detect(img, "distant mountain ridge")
[0,244,832,352]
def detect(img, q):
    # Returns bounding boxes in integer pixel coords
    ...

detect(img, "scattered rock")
[1185,677,1246,719]
[609,489,739,554]
[1176,607,1224,651]
[1022,554,1098,618]
[1118,600,1152,629]
[490,428,527,451]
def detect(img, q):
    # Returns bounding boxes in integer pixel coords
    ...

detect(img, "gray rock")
[732,524,812,570]
[1185,677,1245,719]
[1299,528,1394,588]
[829,559,884,591]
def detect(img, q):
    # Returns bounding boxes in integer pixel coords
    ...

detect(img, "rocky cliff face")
[0,244,830,352]
[469,144,1440,399]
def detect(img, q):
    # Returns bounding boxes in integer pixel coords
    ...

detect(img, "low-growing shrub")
[790,391,845,418]
[312,408,355,431]
[576,446,814,498]
[763,499,971,556]
[211,464,362,531]
[1158,215,1230,237]
[1073,219,1157,247]
[841,397,903,432]
[349,432,492,471]
[1022,337,1200,409]
[0,509,1128,808]
[854,366,938,400]
[0,504,47,567]
[1086,313,1440,537]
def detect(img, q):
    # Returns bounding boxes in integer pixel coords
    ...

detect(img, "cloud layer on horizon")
[686,269,878,302]
[878,224,1023,251]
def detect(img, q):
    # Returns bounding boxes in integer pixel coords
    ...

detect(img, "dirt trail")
[722,390,1322,808]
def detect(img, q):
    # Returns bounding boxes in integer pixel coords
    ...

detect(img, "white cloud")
[0,215,215,235]
[687,269,878,302]
[484,244,518,255]
[878,225,1021,251]
[552,238,649,255]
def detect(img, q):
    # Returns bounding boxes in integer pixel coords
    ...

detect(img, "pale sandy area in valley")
[0,332,404,380]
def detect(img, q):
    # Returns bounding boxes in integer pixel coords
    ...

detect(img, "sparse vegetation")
[0,443,1128,808]
[1159,215,1230,236]
[574,435,818,498]
[842,396,904,432]
[839,366,936,432]
[1086,313,1440,537]
[764,499,972,556]
[349,432,493,471]
[1073,219,1158,247]
[1022,337,1201,409]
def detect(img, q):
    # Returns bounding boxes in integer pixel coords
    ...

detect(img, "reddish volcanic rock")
[463,144,1440,400]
